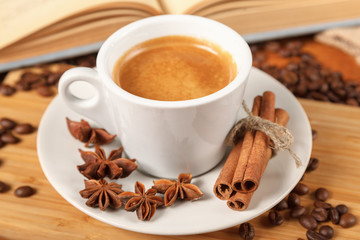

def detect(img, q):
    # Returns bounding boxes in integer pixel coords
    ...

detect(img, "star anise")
[79,178,123,211]
[119,181,164,221]
[77,145,137,180]
[152,173,203,206]
[66,117,116,147]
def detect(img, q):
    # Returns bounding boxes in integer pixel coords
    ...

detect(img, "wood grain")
[0,85,359,239]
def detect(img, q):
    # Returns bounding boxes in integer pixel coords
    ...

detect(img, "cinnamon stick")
[231,96,262,192]
[226,108,290,211]
[213,96,262,200]
[241,91,276,192]
[227,191,254,211]
[213,141,243,200]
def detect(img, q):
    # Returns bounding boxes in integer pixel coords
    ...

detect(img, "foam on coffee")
[113,35,237,101]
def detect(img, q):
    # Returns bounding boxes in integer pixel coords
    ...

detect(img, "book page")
[0,0,162,49]
[159,0,206,14]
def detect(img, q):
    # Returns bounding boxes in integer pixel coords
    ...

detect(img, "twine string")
[228,100,302,167]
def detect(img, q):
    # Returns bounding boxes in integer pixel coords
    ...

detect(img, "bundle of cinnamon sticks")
[213,91,290,211]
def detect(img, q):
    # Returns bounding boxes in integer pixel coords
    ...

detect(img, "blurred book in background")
[1,0,360,71]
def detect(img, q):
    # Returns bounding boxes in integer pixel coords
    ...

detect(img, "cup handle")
[58,67,115,132]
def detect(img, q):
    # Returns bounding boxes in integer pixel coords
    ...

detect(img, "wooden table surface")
[0,74,359,239]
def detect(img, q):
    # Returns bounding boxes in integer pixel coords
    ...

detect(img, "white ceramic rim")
[96,15,252,108]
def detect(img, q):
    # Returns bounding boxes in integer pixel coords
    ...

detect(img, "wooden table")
[0,78,359,239]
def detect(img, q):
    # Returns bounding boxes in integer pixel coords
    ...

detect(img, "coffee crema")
[113,35,237,101]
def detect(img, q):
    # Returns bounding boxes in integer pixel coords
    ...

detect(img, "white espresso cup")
[58,15,252,178]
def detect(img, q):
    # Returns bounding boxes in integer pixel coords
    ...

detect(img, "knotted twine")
[228,100,302,167]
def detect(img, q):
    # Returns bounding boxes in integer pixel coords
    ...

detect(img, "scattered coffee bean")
[268,210,284,226]
[14,186,35,197]
[1,132,20,144]
[319,225,334,239]
[311,207,328,222]
[339,213,357,228]
[335,204,348,215]
[252,40,360,107]
[21,72,42,84]
[238,222,255,240]
[0,84,16,96]
[0,181,10,193]
[0,140,5,148]
[292,183,309,195]
[275,199,288,211]
[329,207,340,224]
[47,72,62,85]
[299,214,318,230]
[315,188,329,201]
[0,118,17,130]
[314,200,332,209]
[265,41,281,52]
[290,206,306,218]
[14,81,31,91]
[306,230,328,240]
[36,85,54,97]
[288,193,301,208]
[14,123,34,134]
[306,158,319,172]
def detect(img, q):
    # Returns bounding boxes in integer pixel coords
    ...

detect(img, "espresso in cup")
[113,35,237,101]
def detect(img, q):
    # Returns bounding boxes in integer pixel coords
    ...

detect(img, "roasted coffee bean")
[314,200,331,209]
[14,186,35,197]
[306,158,319,172]
[307,91,328,101]
[0,181,10,193]
[335,204,348,215]
[281,69,298,85]
[268,210,284,226]
[265,41,281,52]
[275,199,288,211]
[311,207,328,222]
[319,82,329,93]
[36,85,54,97]
[339,213,357,228]
[14,123,34,134]
[329,207,340,224]
[290,206,306,218]
[319,225,334,239]
[47,72,62,85]
[76,55,96,67]
[327,91,341,103]
[0,84,16,96]
[299,214,318,230]
[294,82,307,96]
[0,127,5,135]
[14,80,31,91]
[238,222,255,240]
[288,193,301,208]
[0,140,5,148]
[306,230,328,240]
[0,117,17,130]
[250,45,259,54]
[279,48,292,57]
[1,132,20,144]
[346,98,359,106]
[315,188,329,201]
[292,182,309,195]
[312,129,318,141]
[21,72,42,84]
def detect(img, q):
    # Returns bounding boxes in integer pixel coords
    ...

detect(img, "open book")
[1,0,360,69]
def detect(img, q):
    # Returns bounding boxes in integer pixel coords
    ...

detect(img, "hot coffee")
[113,35,237,101]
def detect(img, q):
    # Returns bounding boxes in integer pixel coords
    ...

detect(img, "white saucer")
[37,67,312,235]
